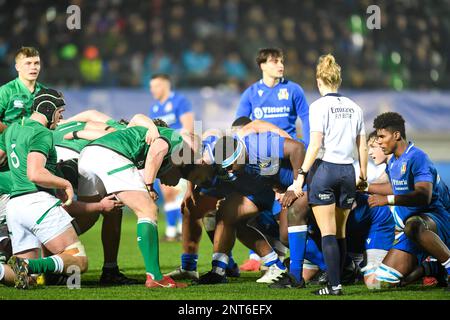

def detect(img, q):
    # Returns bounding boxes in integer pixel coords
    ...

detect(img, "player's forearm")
[28,168,71,190]
[69,130,108,141]
[65,201,104,215]
[0,121,6,133]
[285,141,305,180]
[144,147,167,184]
[368,182,392,195]
[389,191,431,207]
[301,143,320,173]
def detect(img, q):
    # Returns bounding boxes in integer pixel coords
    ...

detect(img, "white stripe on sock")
[0,263,4,281]
[212,253,229,265]
[260,250,278,265]
[288,225,308,233]
[138,218,157,226]
[442,257,450,268]
[50,255,64,274]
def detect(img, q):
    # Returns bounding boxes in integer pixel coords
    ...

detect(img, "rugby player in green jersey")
[53,112,162,285]
[0,47,45,132]
[0,88,88,289]
[77,124,196,288]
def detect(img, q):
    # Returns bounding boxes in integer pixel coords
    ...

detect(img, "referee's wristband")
[387,195,395,205]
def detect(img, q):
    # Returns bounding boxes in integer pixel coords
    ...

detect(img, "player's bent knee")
[404,216,427,240]
[63,241,88,273]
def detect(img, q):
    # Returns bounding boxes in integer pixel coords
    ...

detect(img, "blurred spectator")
[222,52,248,81]
[182,41,213,77]
[79,45,103,84]
[0,0,448,89]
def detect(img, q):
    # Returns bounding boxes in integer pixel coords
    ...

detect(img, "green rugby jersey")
[0,118,57,197]
[53,121,89,153]
[0,168,11,195]
[105,119,127,131]
[89,126,183,170]
[0,78,45,126]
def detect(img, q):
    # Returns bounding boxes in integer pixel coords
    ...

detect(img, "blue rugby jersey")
[236,78,310,143]
[387,143,449,229]
[149,91,192,130]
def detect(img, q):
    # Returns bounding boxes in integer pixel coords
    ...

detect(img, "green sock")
[27,256,63,274]
[137,219,163,281]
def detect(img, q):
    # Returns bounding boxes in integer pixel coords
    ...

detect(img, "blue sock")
[176,209,182,225]
[322,235,341,287]
[288,225,308,282]
[227,252,237,268]
[166,208,179,227]
[181,253,198,271]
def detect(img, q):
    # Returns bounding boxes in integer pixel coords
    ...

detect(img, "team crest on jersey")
[13,100,24,108]
[165,102,173,112]
[152,105,159,113]
[401,162,407,174]
[277,88,289,100]
[258,89,264,97]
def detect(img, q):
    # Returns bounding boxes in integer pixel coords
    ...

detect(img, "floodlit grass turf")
[0,211,448,300]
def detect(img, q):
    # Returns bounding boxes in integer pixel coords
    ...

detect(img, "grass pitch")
[0,211,448,300]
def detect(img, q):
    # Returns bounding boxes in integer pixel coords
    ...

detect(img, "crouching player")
[0,89,87,289]
[369,112,450,290]
[77,122,194,288]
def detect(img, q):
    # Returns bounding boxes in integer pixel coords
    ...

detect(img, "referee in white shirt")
[292,54,368,295]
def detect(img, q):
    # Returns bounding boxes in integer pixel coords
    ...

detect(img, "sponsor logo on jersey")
[254,107,264,119]
[366,238,371,245]
[258,89,264,97]
[13,100,24,108]
[165,102,173,112]
[277,88,289,100]
[401,162,407,174]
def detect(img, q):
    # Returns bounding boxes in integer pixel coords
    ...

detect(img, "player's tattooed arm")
[367,182,392,195]
[238,120,291,138]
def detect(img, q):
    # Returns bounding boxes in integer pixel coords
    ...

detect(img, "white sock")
[177,222,182,234]
[166,226,177,238]
[212,253,229,276]
[260,251,278,267]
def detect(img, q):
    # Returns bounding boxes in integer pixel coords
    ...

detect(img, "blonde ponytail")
[316,54,342,89]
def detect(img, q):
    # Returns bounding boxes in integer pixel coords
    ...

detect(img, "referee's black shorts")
[306,159,356,209]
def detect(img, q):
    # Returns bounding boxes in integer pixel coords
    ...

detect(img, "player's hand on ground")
[368,194,388,208]
[281,190,298,208]
[100,194,124,213]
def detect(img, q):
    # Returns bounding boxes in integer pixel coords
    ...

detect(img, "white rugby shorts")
[78,145,147,197]
[7,191,73,254]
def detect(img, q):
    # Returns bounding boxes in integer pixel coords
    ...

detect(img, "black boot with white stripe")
[313,284,343,295]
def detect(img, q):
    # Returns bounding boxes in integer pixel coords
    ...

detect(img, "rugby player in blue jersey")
[193,129,310,286]
[149,74,194,242]
[236,48,310,143]
[369,112,450,290]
